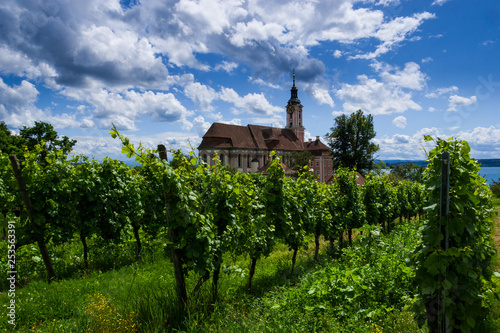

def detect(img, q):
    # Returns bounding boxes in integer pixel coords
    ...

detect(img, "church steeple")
[285,69,304,142]
[288,69,301,105]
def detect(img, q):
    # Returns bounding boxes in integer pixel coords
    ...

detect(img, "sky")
[0,0,499,161]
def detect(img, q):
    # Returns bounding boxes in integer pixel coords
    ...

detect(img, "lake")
[480,167,500,184]
[381,166,500,185]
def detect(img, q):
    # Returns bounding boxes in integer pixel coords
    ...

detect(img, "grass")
[0,223,427,332]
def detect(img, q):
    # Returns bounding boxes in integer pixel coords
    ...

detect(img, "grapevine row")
[0,128,425,302]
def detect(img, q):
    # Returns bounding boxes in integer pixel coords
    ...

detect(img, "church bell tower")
[285,69,305,142]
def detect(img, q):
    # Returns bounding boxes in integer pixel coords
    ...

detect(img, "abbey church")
[197,73,334,182]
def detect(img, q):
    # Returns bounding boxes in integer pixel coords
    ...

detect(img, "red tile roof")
[257,160,296,175]
[326,172,366,185]
[198,122,310,152]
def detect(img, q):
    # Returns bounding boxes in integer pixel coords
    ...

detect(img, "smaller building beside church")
[197,72,333,182]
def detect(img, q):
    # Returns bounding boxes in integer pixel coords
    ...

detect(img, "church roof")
[257,160,296,175]
[198,122,307,151]
[304,137,330,152]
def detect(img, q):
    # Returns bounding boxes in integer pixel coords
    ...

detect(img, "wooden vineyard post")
[438,151,450,333]
[9,155,56,281]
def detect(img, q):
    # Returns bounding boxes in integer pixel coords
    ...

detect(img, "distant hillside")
[381,159,500,168]
[380,160,427,167]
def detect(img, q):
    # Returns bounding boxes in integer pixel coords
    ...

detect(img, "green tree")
[19,121,76,155]
[0,121,25,156]
[489,178,500,197]
[290,150,313,171]
[325,109,379,175]
[390,162,424,183]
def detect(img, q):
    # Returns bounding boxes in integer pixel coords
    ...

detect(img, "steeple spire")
[285,69,304,142]
[288,69,300,105]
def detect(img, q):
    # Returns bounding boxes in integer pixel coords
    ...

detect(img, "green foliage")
[0,121,25,156]
[390,162,425,183]
[490,178,500,197]
[330,167,365,245]
[362,174,396,232]
[5,125,497,332]
[411,137,496,332]
[290,150,314,171]
[325,109,380,175]
[19,121,76,155]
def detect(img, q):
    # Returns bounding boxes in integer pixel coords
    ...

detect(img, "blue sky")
[0,0,499,161]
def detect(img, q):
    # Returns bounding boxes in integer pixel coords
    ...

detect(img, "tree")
[489,178,500,197]
[325,109,379,175]
[19,121,76,155]
[0,121,25,156]
[390,162,424,183]
[290,150,313,171]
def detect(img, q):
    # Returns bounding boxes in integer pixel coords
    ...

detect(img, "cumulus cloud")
[374,127,444,159]
[447,94,477,111]
[76,89,194,131]
[219,87,282,116]
[184,82,219,112]
[351,12,435,59]
[0,46,57,83]
[392,116,407,128]
[0,78,80,129]
[193,115,212,137]
[335,74,421,115]
[373,61,427,90]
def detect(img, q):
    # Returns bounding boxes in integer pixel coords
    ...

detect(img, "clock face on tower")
[286,105,293,114]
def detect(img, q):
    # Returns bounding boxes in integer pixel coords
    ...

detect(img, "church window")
[238,154,242,168]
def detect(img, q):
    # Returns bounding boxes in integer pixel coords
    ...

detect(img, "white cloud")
[80,89,194,131]
[214,61,238,73]
[250,77,281,89]
[335,74,421,115]
[184,82,218,112]
[374,61,427,90]
[351,12,435,59]
[428,106,436,112]
[0,78,80,129]
[219,87,282,116]
[431,0,451,6]
[230,19,284,47]
[193,115,212,137]
[392,116,407,128]
[447,95,477,111]
[306,82,335,107]
[421,57,433,63]
[374,127,443,159]
[425,86,459,98]
[0,46,57,82]
[376,125,500,160]
[333,50,343,58]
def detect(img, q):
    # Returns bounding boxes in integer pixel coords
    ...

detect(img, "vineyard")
[0,130,499,332]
